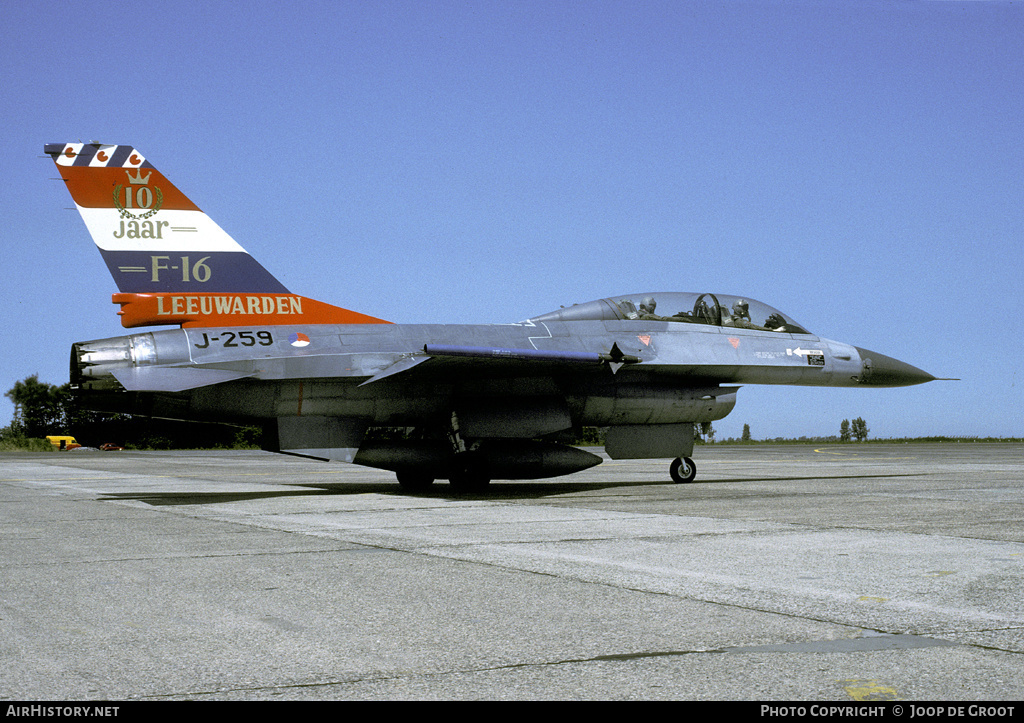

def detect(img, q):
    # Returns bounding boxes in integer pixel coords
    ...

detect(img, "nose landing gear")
[669,456,697,483]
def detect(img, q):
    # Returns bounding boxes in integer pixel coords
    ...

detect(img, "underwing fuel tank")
[354,439,603,479]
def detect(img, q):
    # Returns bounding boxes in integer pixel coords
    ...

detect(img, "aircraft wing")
[360,343,642,386]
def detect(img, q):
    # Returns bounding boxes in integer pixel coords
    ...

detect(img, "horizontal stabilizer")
[111,366,253,392]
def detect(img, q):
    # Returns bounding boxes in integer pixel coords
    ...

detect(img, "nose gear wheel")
[669,457,696,483]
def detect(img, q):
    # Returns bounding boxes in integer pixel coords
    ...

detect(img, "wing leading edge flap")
[424,343,641,372]
[111,366,254,392]
[359,343,643,387]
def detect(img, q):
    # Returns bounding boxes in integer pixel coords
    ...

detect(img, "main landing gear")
[669,456,697,484]
[395,451,492,492]
[395,412,493,492]
[447,451,491,491]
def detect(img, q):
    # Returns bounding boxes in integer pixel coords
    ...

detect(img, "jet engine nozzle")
[71,333,158,390]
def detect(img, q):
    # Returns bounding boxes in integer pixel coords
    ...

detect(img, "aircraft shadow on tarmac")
[98,480,648,505]
[98,472,922,506]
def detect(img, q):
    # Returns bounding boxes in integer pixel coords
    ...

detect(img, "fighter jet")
[46,142,939,490]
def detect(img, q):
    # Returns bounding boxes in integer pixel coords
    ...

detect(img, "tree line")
[729,419,869,443]
[840,417,870,442]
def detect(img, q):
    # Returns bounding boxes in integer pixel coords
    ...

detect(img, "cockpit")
[529,292,812,334]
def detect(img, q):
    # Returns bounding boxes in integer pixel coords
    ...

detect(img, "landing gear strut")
[669,456,697,483]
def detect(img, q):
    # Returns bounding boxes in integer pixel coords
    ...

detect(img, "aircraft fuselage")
[72,313,930,471]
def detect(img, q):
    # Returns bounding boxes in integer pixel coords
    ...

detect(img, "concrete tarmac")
[1,443,1022,701]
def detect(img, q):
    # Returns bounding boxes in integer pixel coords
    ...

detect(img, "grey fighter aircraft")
[47,142,939,490]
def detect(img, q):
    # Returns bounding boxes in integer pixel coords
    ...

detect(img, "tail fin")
[45,143,286,294]
[46,143,389,328]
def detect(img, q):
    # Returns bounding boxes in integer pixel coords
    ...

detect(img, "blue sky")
[3,0,1022,440]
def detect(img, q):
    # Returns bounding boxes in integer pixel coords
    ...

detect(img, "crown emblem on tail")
[126,168,152,185]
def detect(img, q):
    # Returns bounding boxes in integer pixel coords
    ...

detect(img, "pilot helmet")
[733,299,749,316]
[640,297,656,313]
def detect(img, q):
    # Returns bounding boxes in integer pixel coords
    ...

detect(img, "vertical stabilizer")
[46,143,389,328]
[46,142,287,294]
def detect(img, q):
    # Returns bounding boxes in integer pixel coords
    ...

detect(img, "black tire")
[396,471,435,491]
[448,453,491,491]
[669,457,697,483]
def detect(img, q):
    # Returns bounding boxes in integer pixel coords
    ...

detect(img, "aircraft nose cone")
[854,347,936,387]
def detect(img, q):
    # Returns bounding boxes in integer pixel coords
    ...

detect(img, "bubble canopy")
[529,292,812,335]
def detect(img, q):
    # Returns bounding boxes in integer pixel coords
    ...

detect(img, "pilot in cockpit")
[730,299,751,323]
[638,297,658,319]
[724,299,766,330]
